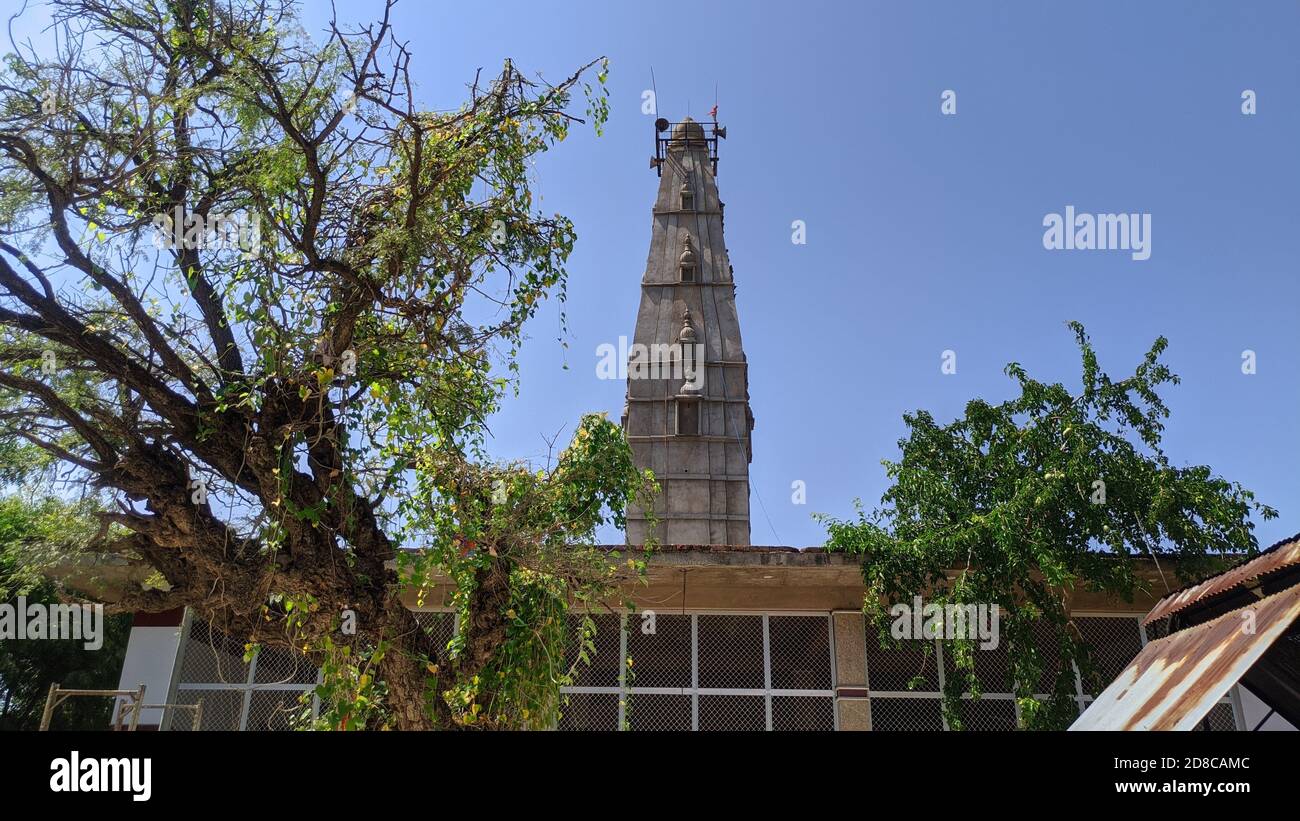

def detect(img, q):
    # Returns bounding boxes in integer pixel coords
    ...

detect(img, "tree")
[819,323,1276,730]
[0,0,652,729]
[0,494,132,730]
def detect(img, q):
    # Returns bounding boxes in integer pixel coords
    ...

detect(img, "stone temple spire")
[623,117,754,546]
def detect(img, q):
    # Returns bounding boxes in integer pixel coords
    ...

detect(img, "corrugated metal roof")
[1143,534,1300,626]
[1071,584,1300,730]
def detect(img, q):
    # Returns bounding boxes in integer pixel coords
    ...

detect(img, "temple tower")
[623,117,754,545]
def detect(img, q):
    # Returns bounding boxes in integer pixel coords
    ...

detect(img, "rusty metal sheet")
[1071,584,1300,731]
[1144,535,1300,626]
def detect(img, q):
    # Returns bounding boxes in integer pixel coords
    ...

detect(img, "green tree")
[0,0,652,729]
[820,323,1276,730]
[0,495,132,730]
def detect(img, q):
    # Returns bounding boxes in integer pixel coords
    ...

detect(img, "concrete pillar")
[833,610,871,730]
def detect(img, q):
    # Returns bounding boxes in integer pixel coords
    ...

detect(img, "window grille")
[413,610,457,657]
[559,612,836,732]
[1198,703,1238,732]
[166,610,455,731]
[555,692,619,731]
[865,613,1244,731]
[160,606,1239,731]
[166,616,318,731]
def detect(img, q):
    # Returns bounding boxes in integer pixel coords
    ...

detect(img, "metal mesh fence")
[169,611,460,731]
[1076,616,1145,696]
[413,611,457,657]
[177,619,249,685]
[556,692,619,731]
[863,624,940,691]
[161,605,1242,731]
[627,613,691,688]
[252,644,318,685]
[561,612,836,731]
[870,697,944,731]
[169,617,318,731]
[769,615,834,691]
[171,689,242,731]
[969,636,1012,693]
[1198,703,1238,732]
[772,695,836,731]
[1029,617,1072,694]
[697,615,764,689]
[556,691,621,732]
[246,690,310,731]
[626,694,692,731]
[698,694,766,731]
[955,696,1018,730]
[563,613,622,688]
[864,612,1243,731]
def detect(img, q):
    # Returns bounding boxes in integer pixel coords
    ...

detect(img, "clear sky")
[14,1,1299,549]
[307,0,1300,548]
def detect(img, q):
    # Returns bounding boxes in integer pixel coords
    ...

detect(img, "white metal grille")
[161,605,1240,731]
[1076,616,1145,696]
[625,693,692,731]
[864,613,1242,731]
[1198,703,1238,732]
[170,689,243,731]
[956,695,1018,730]
[560,612,836,731]
[698,694,766,731]
[769,615,835,691]
[626,613,691,688]
[167,616,317,731]
[555,692,619,731]
[166,609,454,731]
[772,694,836,731]
[697,615,764,689]
[413,611,457,657]
[869,696,944,731]
[562,613,622,689]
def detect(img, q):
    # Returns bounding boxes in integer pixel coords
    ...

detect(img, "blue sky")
[14,1,1298,549]
[307,0,1300,547]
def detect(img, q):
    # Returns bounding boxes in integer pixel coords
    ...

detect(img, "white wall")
[111,623,184,728]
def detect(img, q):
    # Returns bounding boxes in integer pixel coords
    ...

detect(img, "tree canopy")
[0,493,132,730]
[0,0,652,729]
[820,323,1277,729]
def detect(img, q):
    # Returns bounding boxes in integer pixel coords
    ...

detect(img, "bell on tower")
[623,116,752,546]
